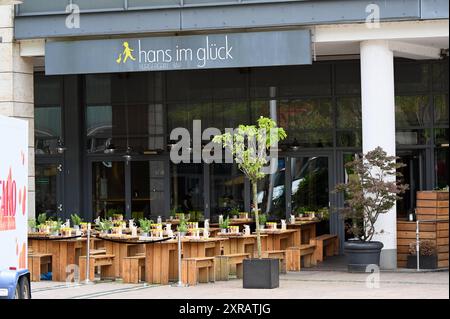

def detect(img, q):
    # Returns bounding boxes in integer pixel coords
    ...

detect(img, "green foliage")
[334,147,408,242]
[229,208,240,217]
[139,219,153,233]
[99,219,113,232]
[28,219,36,229]
[37,213,47,225]
[212,116,287,184]
[70,213,82,226]
[213,116,287,258]
[258,213,267,225]
[177,218,188,233]
[219,217,230,229]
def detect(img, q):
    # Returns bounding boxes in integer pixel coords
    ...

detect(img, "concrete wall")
[0,4,35,218]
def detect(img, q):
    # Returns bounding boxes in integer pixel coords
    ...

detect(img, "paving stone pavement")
[30,270,449,299]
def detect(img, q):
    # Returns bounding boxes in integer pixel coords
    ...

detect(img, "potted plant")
[177,217,188,237]
[99,219,113,234]
[257,213,267,229]
[214,116,286,289]
[334,147,408,272]
[407,240,438,269]
[50,219,62,236]
[37,213,47,227]
[219,217,230,233]
[28,218,37,232]
[295,207,307,218]
[71,213,82,230]
[139,219,152,237]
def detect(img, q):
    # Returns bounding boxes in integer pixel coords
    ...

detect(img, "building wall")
[0,4,35,218]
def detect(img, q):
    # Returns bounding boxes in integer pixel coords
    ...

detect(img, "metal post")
[172,232,186,287]
[85,223,91,283]
[416,220,420,272]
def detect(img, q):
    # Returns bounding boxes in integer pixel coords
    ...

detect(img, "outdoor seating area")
[26,212,339,286]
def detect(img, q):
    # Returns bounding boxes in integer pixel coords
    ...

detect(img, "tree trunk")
[252,181,262,259]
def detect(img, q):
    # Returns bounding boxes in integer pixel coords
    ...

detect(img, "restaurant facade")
[1,0,448,269]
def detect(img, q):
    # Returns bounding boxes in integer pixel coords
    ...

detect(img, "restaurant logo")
[116,41,136,64]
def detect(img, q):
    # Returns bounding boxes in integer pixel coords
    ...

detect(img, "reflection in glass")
[131,161,166,220]
[92,161,125,219]
[257,159,286,220]
[396,129,432,145]
[171,164,204,215]
[395,95,431,127]
[210,164,245,222]
[435,148,449,189]
[35,164,58,219]
[336,97,361,129]
[336,130,362,148]
[395,63,430,93]
[291,157,329,213]
[434,95,449,126]
[35,106,62,154]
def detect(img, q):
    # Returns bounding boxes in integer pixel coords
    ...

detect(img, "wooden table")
[254,229,299,251]
[182,237,227,258]
[286,220,318,245]
[98,237,145,279]
[145,239,179,285]
[218,234,268,257]
[28,236,85,282]
[210,218,253,231]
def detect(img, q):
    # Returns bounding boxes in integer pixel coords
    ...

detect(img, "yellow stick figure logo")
[116,41,136,64]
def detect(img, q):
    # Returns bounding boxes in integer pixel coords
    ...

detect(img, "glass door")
[91,161,126,219]
[397,149,426,219]
[130,160,167,220]
[35,162,64,220]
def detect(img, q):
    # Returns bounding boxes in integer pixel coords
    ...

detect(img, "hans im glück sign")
[45,30,311,75]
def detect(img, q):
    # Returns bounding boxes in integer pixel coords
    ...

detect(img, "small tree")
[213,116,286,258]
[335,147,408,242]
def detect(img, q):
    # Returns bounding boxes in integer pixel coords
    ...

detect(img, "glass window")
[435,148,449,189]
[432,60,449,92]
[337,130,362,148]
[434,95,449,126]
[211,69,248,100]
[395,62,430,93]
[92,161,126,219]
[250,64,332,98]
[291,156,329,213]
[396,129,432,146]
[336,97,361,129]
[34,74,62,106]
[35,164,59,219]
[257,158,286,220]
[171,163,204,214]
[279,99,333,131]
[335,62,361,95]
[395,95,432,127]
[210,164,245,222]
[131,161,166,220]
[166,70,212,102]
[35,106,62,155]
[435,128,449,146]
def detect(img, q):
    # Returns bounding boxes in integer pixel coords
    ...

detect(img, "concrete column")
[360,40,397,269]
[0,4,35,218]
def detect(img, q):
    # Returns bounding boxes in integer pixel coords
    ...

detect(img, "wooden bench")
[122,255,146,284]
[90,249,107,255]
[215,253,250,281]
[286,244,317,271]
[28,253,52,282]
[79,254,115,282]
[261,250,287,273]
[181,257,215,286]
[311,234,339,262]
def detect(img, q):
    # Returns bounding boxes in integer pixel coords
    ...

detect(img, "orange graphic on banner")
[0,167,17,231]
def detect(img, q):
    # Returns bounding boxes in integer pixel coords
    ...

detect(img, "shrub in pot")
[407,240,438,269]
[334,147,408,272]
[214,116,286,288]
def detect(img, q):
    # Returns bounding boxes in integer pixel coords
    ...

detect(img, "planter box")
[407,255,438,269]
[243,258,279,289]
[415,191,449,221]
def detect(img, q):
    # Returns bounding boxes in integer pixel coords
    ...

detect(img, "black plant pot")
[407,255,438,269]
[243,258,279,289]
[344,241,384,272]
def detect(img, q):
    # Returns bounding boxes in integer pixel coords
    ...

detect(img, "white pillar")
[360,40,397,269]
[0,4,35,218]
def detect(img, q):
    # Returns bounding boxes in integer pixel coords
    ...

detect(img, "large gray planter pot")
[243,258,279,289]
[344,241,384,272]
